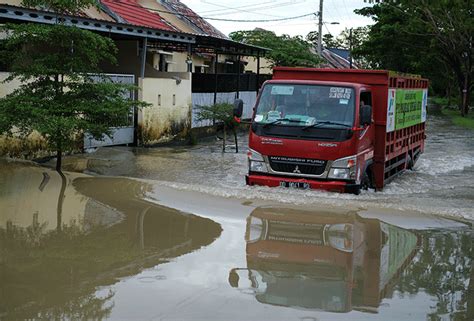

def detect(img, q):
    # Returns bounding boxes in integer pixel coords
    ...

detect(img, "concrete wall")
[138,74,192,144]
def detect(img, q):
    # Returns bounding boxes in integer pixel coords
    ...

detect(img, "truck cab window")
[253,84,356,128]
[360,92,372,107]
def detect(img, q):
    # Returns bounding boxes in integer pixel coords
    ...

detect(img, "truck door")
[357,91,374,185]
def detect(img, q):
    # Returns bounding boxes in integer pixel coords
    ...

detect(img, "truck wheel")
[406,154,414,170]
[360,169,373,191]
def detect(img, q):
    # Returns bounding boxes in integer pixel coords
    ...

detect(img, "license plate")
[279,181,310,190]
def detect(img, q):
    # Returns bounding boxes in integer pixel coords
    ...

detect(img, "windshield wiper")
[302,121,352,131]
[262,118,306,128]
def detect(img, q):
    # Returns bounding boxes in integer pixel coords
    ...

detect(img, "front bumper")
[246,174,360,194]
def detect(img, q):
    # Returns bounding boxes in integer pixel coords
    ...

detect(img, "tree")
[306,31,342,48]
[356,0,473,116]
[306,27,370,67]
[196,103,240,153]
[229,29,321,67]
[0,0,149,171]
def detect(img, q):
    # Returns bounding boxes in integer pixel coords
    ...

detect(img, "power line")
[341,0,354,25]
[198,0,302,17]
[109,1,316,23]
[199,1,282,18]
[196,0,278,14]
[205,12,316,22]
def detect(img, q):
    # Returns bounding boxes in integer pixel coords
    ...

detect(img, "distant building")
[319,47,359,69]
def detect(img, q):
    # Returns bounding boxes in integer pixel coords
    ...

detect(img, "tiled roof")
[160,0,228,38]
[101,0,177,31]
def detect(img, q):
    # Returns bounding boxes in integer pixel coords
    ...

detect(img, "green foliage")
[0,22,149,169]
[22,0,99,15]
[196,103,240,152]
[229,29,321,67]
[322,33,339,48]
[355,0,473,115]
[0,23,117,81]
[196,103,236,126]
[306,27,370,51]
[306,27,370,67]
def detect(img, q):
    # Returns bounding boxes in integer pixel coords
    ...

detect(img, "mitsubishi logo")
[293,165,301,174]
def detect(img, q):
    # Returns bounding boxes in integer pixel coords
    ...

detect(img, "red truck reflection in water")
[229,207,419,313]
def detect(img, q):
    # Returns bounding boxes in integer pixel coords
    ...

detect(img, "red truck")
[238,67,428,194]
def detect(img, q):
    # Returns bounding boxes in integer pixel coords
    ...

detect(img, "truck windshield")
[254,84,355,128]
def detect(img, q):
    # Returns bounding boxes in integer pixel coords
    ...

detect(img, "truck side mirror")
[233,99,244,118]
[360,105,372,126]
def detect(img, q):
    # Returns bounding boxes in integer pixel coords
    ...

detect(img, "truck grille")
[268,156,327,176]
[266,220,325,245]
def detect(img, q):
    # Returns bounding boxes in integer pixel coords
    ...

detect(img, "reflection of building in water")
[0,163,222,320]
[229,207,419,313]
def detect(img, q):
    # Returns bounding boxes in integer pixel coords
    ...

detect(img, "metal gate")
[84,74,135,149]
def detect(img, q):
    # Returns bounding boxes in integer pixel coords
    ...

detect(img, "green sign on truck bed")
[386,88,428,132]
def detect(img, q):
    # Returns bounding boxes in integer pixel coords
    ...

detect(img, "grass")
[441,108,474,130]
[429,96,474,130]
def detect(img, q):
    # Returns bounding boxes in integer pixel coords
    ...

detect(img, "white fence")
[191,91,257,128]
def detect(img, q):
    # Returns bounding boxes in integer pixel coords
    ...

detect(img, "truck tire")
[406,154,414,170]
[360,168,374,191]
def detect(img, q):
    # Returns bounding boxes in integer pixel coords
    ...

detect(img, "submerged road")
[1,113,473,320]
[71,113,474,220]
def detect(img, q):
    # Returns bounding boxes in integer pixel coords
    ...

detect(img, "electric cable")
[108,1,316,23]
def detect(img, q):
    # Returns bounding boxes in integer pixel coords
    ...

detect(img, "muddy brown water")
[0,160,473,320]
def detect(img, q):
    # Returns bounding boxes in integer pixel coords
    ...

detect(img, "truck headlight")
[247,148,264,162]
[248,149,267,172]
[328,155,357,180]
[246,216,264,242]
[250,160,268,173]
[326,223,353,252]
[328,168,350,179]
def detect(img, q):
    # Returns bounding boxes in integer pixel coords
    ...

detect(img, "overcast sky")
[180,0,374,38]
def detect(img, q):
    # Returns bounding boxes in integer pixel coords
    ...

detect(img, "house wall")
[138,73,192,144]
[244,56,273,75]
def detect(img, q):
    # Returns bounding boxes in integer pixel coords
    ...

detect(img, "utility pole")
[317,0,323,56]
[349,28,353,68]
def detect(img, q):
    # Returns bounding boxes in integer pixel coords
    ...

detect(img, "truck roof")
[273,67,428,89]
[265,79,367,89]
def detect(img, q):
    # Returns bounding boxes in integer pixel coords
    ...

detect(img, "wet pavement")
[1,113,474,320]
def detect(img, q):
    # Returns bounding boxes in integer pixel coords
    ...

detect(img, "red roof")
[101,0,177,31]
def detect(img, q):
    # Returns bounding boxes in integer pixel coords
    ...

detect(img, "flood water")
[65,114,474,221]
[1,113,473,320]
